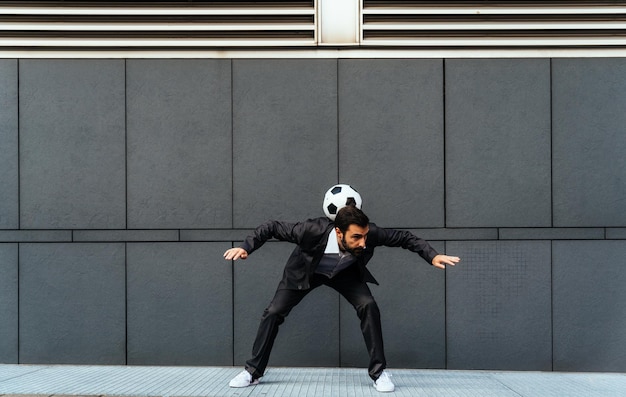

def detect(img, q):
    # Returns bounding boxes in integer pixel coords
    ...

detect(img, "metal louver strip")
[3,1,626,50]
[0,1,316,48]
[362,1,626,47]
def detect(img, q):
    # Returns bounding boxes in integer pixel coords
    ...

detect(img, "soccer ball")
[323,184,362,221]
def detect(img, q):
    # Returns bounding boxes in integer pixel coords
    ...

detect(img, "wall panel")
[338,59,444,227]
[0,244,18,363]
[446,241,552,370]
[446,59,551,227]
[553,240,626,371]
[19,243,125,364]
[232,59,338,227]
[0,60,18,229]
[19,60,126,229]
[127,242,232,365]
[127,60,232,229]
[552,58,626,227]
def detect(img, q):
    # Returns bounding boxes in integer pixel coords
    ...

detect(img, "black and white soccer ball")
[323,184,362,221]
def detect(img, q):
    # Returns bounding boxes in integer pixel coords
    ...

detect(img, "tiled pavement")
[1,365,625,397]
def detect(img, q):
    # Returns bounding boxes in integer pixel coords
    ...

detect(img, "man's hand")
[224,247,249,261]
[431,254,460,269]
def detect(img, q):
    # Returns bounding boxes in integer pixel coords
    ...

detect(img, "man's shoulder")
[286,217,332,240]
[302,216,333,230]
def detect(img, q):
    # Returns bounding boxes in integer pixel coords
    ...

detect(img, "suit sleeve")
[371,224,439,265]
[239,219,307,255]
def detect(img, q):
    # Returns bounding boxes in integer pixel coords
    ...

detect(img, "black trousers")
[245,267,386,381]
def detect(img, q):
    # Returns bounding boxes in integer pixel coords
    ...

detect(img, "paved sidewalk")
[1,365,625,397]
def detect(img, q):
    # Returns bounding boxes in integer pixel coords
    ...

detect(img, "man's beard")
[341,236,363,257]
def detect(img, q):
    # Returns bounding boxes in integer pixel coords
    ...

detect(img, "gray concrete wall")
[1,58,625,372]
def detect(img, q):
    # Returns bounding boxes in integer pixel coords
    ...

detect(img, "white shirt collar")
[324,228,340,254]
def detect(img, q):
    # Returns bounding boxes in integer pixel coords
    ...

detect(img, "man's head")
[334,205,369,256]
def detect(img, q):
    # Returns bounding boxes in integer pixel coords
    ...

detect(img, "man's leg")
[326,269,386,381]
[244,282,319,379]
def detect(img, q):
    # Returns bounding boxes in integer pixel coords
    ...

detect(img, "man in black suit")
[226,205,459,392]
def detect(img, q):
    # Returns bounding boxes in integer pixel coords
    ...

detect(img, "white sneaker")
[229,369,260,388]
[373,371,395,392]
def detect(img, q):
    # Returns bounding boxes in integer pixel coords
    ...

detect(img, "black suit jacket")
[240,217,439,290]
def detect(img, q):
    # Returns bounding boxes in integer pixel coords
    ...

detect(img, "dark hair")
[334,205,369,232]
